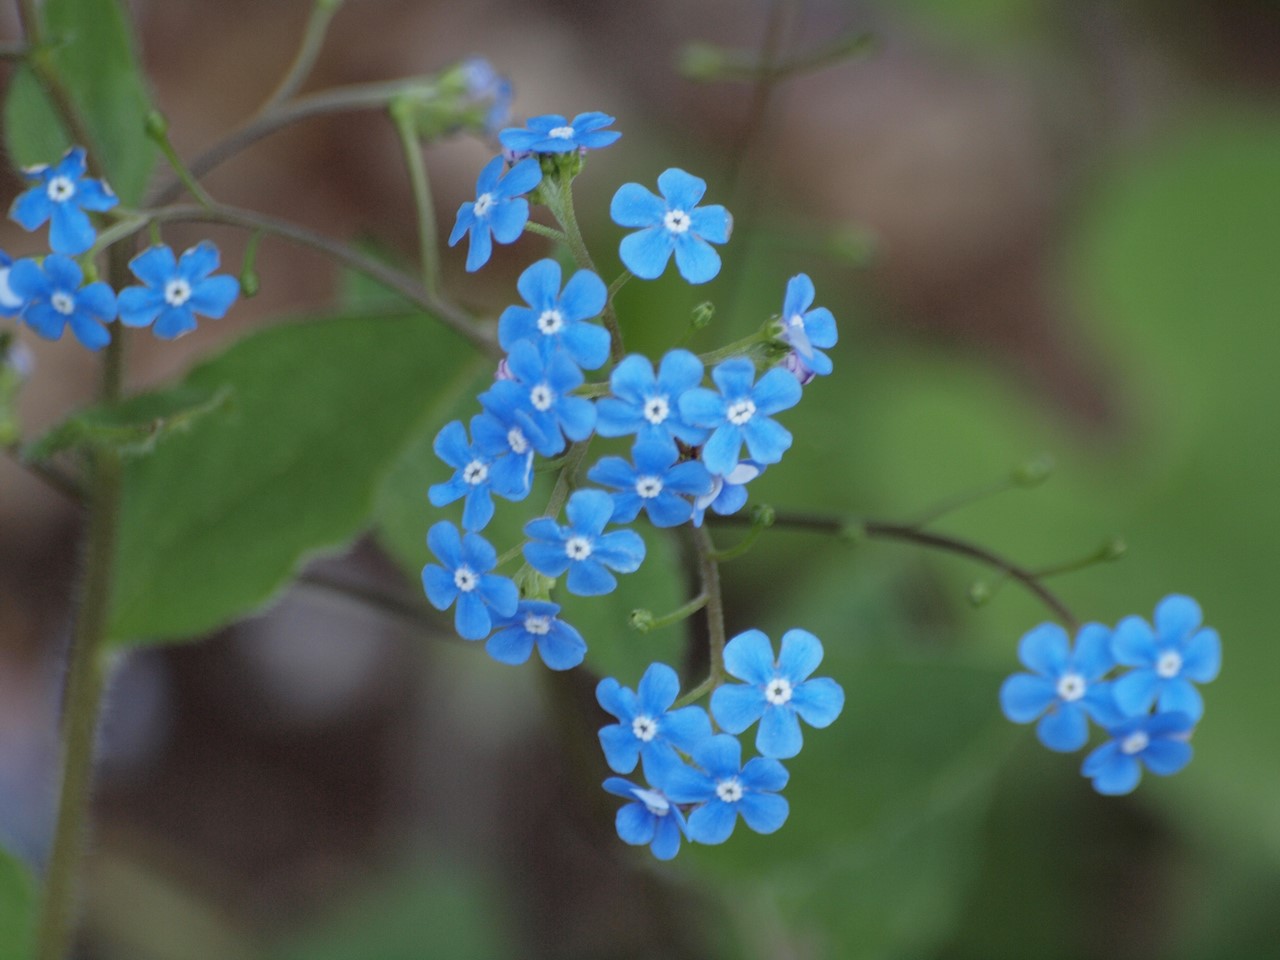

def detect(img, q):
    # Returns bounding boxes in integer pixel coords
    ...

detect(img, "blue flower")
[486,600,586,670]
[611,169,732,284]
[1082,711,1195,795]
[421,522,518,640]
[658,734,789,844]
[9,147,117,255]
[587,439,712,528]
[499,112,620,154]
[691,460,763,527]
[498,259,610,369]
[7,255,116,351]
[478,340,596,457]
[679,357,802,476]
[0,252,26,318]
[999,622,1123,752]
[117,243,240,340]
[710,629,845,759]
[469,411,535,496]
[428,418,530,531]
[523,489,646,596]
[1110,594,1220,723]
[448,155,542,271]
[597,663,713,777]
[460,57,513,134]
[779,273,837,376]
[603,772,687,861]
[595,349,709,447]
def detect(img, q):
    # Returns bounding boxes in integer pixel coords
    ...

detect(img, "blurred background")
[2,0,1279,957]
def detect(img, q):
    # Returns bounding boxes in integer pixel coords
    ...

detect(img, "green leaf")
[26,384,232,461]
[0,847,36,960]
[4,0,155,204]
[107,312,480,646]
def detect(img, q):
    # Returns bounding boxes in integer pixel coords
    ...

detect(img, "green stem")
[261,0,342,110]
[696,327,770,365]
[148,118,216,209]
[522,221,568,244]
[543,439,591,519]
[631,592,708,634]
[547,171,625,364]
[710,506,773,562]
[907,474,1018,529]
[607,270,632,300]
[674,523,728,709]
[391,101,442,297]
[4,445,84,501]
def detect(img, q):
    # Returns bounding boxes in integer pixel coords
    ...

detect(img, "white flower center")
[523,614,551,635]
[50,292,75,316]
[164,278,192,307]
[635,475,663,499]
[537,309,564,335]
[473,192,496,217]
[715,777,744,803]
[462,459,488,485]
[1056,672,1086,702]
[47,176,76,202]
[664,209,691,234]
[631,786,670,817]
[507,427,529,454]
[1121,731,1150,755]
[789,313,805,329]
[530,383,554,412]
[726,399,756,425]
[642,395,670,425]
[548,126,575,139]
[631,714,658,742]
[565,536,592,561]
[765,677,793,705]
[1156,650,1183,679]
[453,566,479,592]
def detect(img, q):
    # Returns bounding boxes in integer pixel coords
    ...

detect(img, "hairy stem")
[674,523,728,709]
[547,172,625,364]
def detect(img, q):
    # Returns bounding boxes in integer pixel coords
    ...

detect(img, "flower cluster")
[2,146,239,349]
[999,594,1220,794]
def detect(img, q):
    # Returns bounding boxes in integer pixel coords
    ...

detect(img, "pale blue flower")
[611,169,731,284]
[448,155,542,271]
[1111,594,1220,723]
[679,357,802,476]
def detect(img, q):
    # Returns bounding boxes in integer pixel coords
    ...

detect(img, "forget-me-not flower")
[611,169,731,284]
[469,411,535,497]
[999,622,1123,752]
[710,629,845,759]
[478,340,596,457]
[523,489,646,596]
[692,460,763,527]
[486,599,586,670]
[658,734,789,845]
[117,243,239,340]
[422,521,518,640]
[9,147,117,255]
[449,155,542,271]
[1110,594,1220,723]
[460,57,513,135]
[603,772,687,861]
[499,112,620,154]
[587,439,713,528]
[498,259,610,369]
[0,252,25,318]
[7,255,116,351]
[1082,711,1195,795]
[679,357,802,476]
[596,662,712,776]
[779,273,837,376]
[429,418,530,530]
[595,349,709,447]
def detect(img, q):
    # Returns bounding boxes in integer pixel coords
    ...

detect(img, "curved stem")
[522,221,568,244]
[261,0,342,111]
[391,103,441,296]
[547,172,625,364]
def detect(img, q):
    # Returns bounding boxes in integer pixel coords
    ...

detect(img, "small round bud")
[143,109,169,142]
[968,581,993,606]
[1012,454,1054,487]
[1099,537,1127,562]
[629,609,654,633]
[239,268,260,298]
[749,503,776,528]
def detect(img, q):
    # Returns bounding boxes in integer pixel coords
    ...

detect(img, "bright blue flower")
[1110,594,1220,723]
[0,252,25,318]
[448,155,542,271]
[603,770,687,861]
[429,418,530,531]
[779,273,837,376]
[478,340,595,458]
[595,349,709,446]
[596,662,712,777]
[710,629,845,759]
[499,112,620,154]
[9,147,117,255]
[587,439,712,528]
[486,599,586,670]
[469,411,535,496]
[679,357,802,476]
[460,57,513,134]
[611,169,732,284]
[658,734,789,844]
[421,522,518,640]
[7,255,116,351]
[1082,711,1195,795]
[691,460,763,527]
[523,489,646,596]
[999,622,1124,752]
[498,259,610,369]
[117,243,239,340]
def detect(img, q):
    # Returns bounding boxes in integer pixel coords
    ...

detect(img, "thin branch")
[260,0,342,112]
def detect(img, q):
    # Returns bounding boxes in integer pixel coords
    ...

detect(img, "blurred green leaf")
[3,0,156,204]
[0,847,35,960]
[108,312,479,646]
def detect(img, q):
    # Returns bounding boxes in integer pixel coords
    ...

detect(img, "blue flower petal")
[592,529,646,572]
[619,226,674,279]
[689,205,732,244]
[687,799,737,844]
[637,663,680,714]
[661,705,712,750]
[650,815,682,860]
[740,756,789,792]
[1088,749,1142,795]
[566,559,617,596]
[751,368,803,416]
[1036,703,1089,752]
[1154,594,1202,642]
[710,683,765,734]
[49,203,95,255]
[189,275,239,318]
[657,168,707,210]
[478,574,518,617]
[560,269,607,321]
[672,234,721,284]
[488,197,529,244]
[1071,622,1115,679]
[566,489,614,535]
[485,625,534,665]
[117,286,163,328]
[611,182,666,227]
[454,591,491,640]
[790,677,844,728]
[741,416,792,466]
[737,792,788,835]
[465,223,493,272]
[1112,615,1158,665]
[421,564,456,610]
[10,188,52,232]
[599,724,642,774]
[539,622,587,670]
[1142,738,1193,776]
[776,629,822,681]
[616,802,657,845]
[1018,622,1070,677]
[1112,668,1160,717]
[756,705,803,758]
[426,520,463,567]
[692,733,742,778]
[1156,678,1204,723]
[1181,628,1221,682]
[722,629,776,685]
